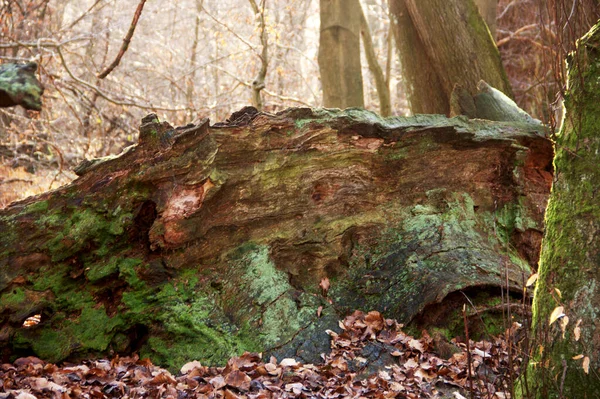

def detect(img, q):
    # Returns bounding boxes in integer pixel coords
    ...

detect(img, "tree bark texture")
[526,22,600,398]
[318,0,364,108]
[359,3,391,116]
[0,108,551,371]
[474,0,497,39]
[389,0,447,114]
[390,0,510,115]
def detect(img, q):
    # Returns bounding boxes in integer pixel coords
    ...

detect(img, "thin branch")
[200,4,256,52]
[208,64,311,106]
[60,0,105,32]
[98,0,147,79]
[56,46,191,112]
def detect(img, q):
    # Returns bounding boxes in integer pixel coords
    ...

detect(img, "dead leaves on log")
[0,311,522,398]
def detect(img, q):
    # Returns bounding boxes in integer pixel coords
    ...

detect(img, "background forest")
[1,0,597,206]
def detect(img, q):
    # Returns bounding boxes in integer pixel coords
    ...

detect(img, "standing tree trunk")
[388,0,446,114]
[359,3,391,116]
[474,0,497,39]
[526,22,600,398]
[318,0,364,108]
[390,0,510,115]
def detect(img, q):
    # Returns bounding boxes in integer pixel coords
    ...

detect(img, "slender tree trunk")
[359,3,391,116]
[390,0,511,115]
[248,0,268,111]
[388,0,447,114]
[526,22,600,398]
[318,0,364,108]
[186,0,203,118]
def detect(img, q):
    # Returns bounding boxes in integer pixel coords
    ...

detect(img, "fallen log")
[0,107,552,370]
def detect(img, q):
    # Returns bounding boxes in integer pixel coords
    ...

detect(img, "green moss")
[24,200,49,213]
[73,306,123,350]
[14,329,72,363]
[0,287,26,306]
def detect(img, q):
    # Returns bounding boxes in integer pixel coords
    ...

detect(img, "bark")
[388,0,447,114]
[359,3,391,116]
[474,0,497,39]
[0,63,44,111]
[0,108,551,371]
[248,0,268,111]
[390,0,510,115]
[525,22,600,398]
[318,0,364,108]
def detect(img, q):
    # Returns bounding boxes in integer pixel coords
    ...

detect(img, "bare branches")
[98,0,147,79]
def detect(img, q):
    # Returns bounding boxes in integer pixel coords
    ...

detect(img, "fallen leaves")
[0,310,524,399]
[549,306,565,325]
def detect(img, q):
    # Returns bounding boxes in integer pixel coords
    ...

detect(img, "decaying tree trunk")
[0,107,552,371]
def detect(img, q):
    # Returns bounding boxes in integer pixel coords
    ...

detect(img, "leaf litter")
[0,310,524,398]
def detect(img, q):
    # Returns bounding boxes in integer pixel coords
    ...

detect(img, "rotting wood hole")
[132,200,157,252]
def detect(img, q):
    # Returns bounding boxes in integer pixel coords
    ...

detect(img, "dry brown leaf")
[209,375,226,389]
[224,388,242,399]
[224,370,251,391]
[583,356,590,374]
[526,272,539,287]
[180,360,203,374]
[319,277,330,296]
[279,358,298,367]
[574,319,582,341]
[364,311,384,331]
[549,306,565,325]
[409,339,424,352]
[572,354,584,360]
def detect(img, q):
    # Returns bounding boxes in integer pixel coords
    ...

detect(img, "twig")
[463,304,475,399]
[98,0,147,79]
[56,46,192,112]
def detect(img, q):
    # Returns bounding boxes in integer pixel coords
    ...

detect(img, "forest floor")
[0,311,524,399]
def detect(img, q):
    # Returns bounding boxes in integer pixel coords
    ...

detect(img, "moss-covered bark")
[525,22,600,399]
[0,108,551,370]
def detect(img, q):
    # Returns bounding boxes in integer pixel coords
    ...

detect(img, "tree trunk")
[359,3,391,116]
[318,0,364,108]
[526,22,600,398]
[474,0,497,39]
[389,0,447,114]
[390,0,510,115]
[0,108,551,371]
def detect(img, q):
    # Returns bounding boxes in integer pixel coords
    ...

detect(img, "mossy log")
[0,108,552,370]
[0,63,43,111]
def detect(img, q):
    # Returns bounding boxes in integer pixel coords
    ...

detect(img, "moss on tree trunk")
[526,22,600,398]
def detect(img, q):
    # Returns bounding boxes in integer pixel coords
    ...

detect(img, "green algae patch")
[138,283,258,371]
[221,243,322,352]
